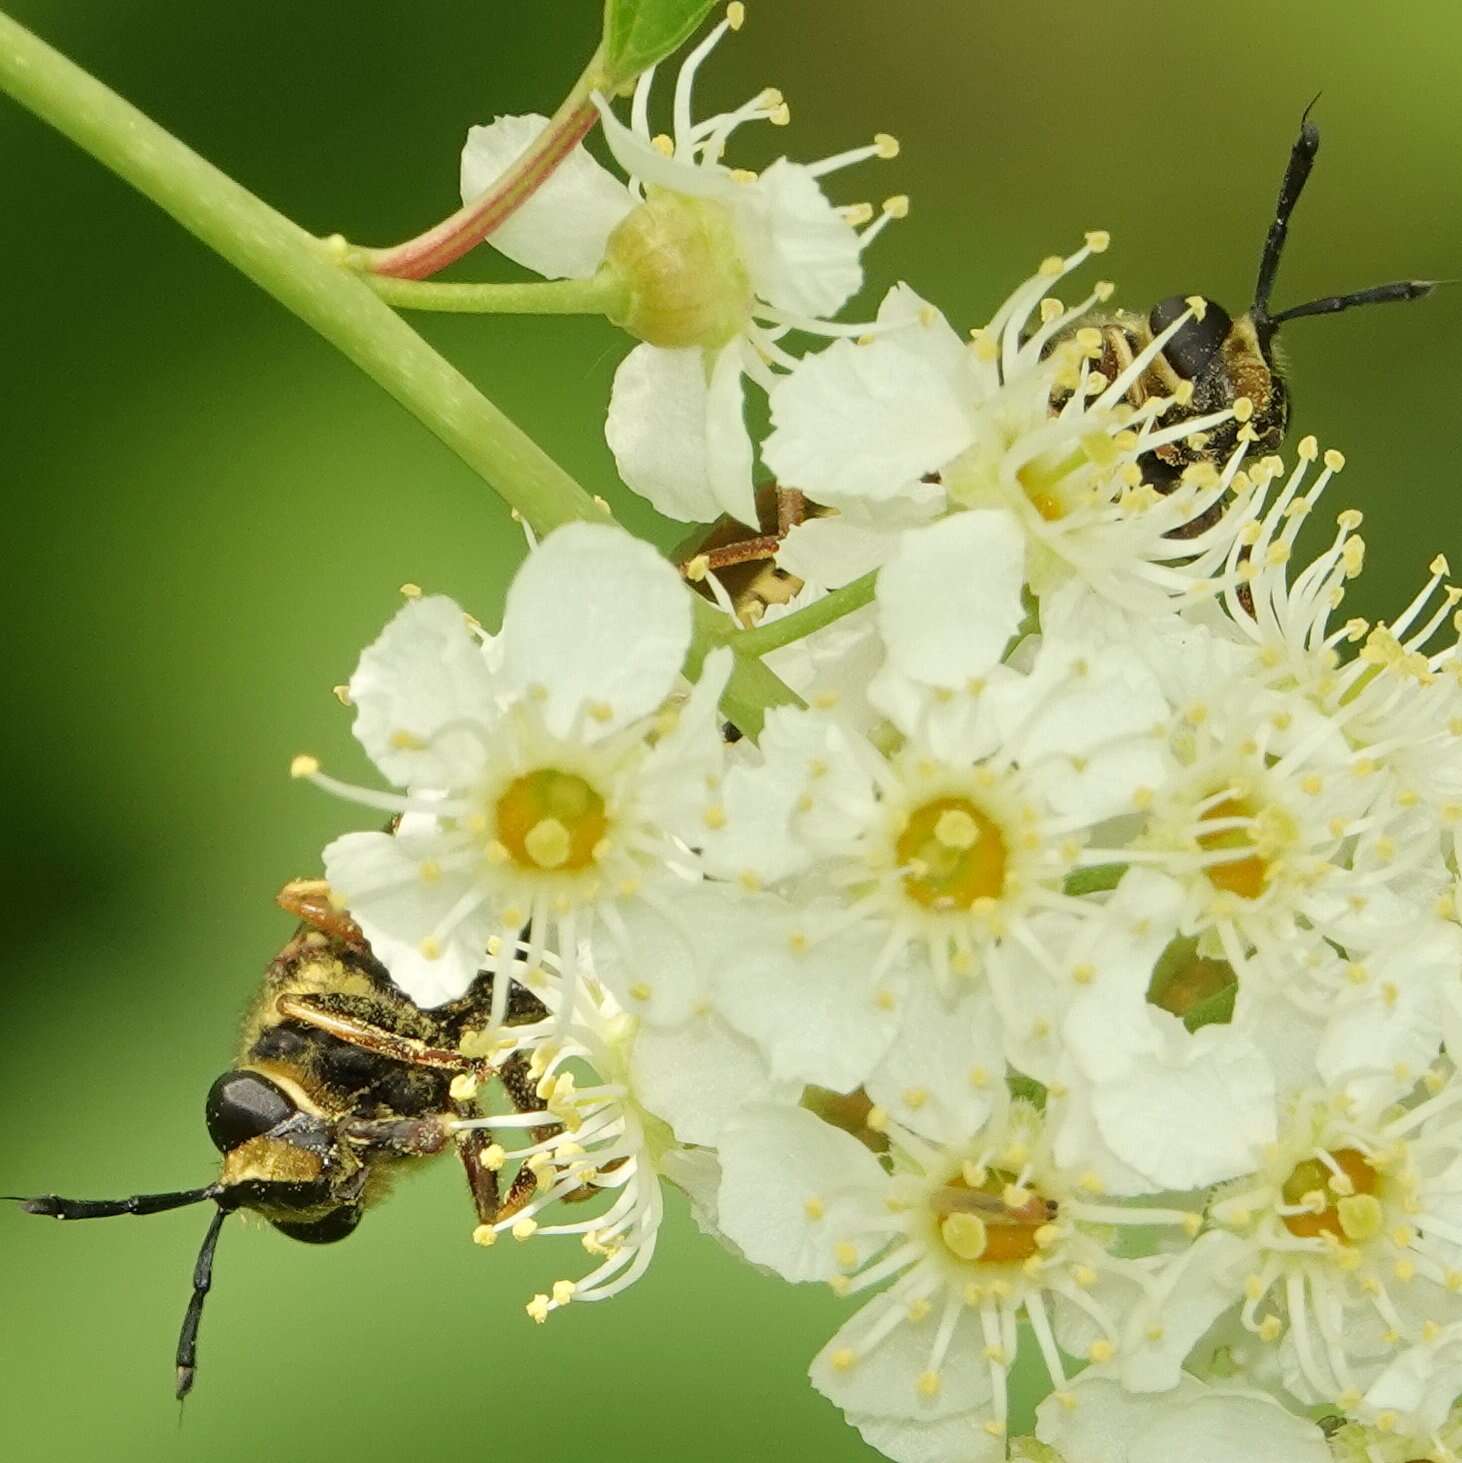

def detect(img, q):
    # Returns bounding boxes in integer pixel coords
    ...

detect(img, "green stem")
[729,570,878,658]
[0,11,790,738]
[688,598,802,736]
[358,50,608,280]
[368,270,631,318]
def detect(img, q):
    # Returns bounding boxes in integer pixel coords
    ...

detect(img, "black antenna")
[5,1184,224,1220]
[1252,95,1322,325]
[175,1205,228,1401]
[1270,278,1442,324]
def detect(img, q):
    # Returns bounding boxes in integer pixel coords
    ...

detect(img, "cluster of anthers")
[289,8,1461,1460]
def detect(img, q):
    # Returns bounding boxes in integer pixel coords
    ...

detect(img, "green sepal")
[601,0,719,89]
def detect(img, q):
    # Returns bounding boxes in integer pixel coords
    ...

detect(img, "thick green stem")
[729,569,878,658]
[368,270,631,317]
[359,51,607,280]
[0,11,790,737]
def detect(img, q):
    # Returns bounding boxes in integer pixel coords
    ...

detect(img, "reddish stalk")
[362,91,602,280]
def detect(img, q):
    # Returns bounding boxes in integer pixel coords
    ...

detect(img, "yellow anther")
[916,1370,941,1399]
[830,1347,857,1371]
[834,1241,860,1269]
[882,194,909,219]
[512,1217,538,1241]
[471,1224,497,1248]
[399,582,423,599]
[1323,448,1346,472]
[1039,255,1065,277]
[418,936,442,960]
[726,1,745,27]
[874,132,900,158]
[449,1073,478,1102]
[525,1294,550,1324]
[1258,1315,1283,1342]
[1087,1339,1115,1364]
[1084,229,1110,253]
[804,1197,825,1221]
[1298,435,1319,461]
[290,754,320,779]
[1184,295,1208,320]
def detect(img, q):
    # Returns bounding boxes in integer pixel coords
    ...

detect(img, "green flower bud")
[603,189,753,350]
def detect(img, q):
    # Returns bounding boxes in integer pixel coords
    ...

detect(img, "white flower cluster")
[296,11,1462,1459]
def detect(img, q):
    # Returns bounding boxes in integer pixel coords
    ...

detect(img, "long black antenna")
[1253,96,1322,324]
[5,1184,224,1220]
[175,1205,228,1401]
[1271,278,1441,324]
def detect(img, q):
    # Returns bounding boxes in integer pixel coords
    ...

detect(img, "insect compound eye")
[1148,294,1234,381]
[205,1070,297,1152]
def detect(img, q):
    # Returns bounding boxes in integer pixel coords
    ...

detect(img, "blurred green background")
[1,2,1458,1458]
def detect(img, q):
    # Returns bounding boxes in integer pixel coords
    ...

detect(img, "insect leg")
[450,1096,502,1226]
[275,878,369,949]
[275,993,494,1077]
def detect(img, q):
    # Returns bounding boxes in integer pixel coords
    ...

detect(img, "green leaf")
[601,0,720,87]
[1061,862,1127,897]
[1007,1072,1048,1111]
[1183,979,1237,1032]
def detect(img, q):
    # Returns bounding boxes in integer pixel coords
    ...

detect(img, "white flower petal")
[590,891,718,1027]
[1127,1392,1329,1463]
[1037,1374,1327,1463]
[765,334,972,501]
[993,638,1172,824]
[460,114,633,279]
[711,900,910,1091]
[704,343,759,528]
[701,707,877,885]
[1089,1016,1276,1190]
[717,1104,889,1282]
[500,522,689,737]
[877,512,1026,689]
[736,158,862,317]
[636,645,732,837]
[811,1297,994,1422]
[322,830,489,1007]
[606,344,757,526]
[851,1412,1004,1463]
[631,1012,797,1145]
[874,284,970,377]
[865,985,1003,1145]
[348,594,498,788]
[1317,922,1462,1092]
[775,514,901,590]
[1121,1231,1250,1393]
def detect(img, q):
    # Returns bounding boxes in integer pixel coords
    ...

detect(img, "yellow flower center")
[1197,795,1269,899]
[896,797,1007,911]
[1280,1149,1381,1240]
[931,1171,1052,1265]
[494,770,607,872]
